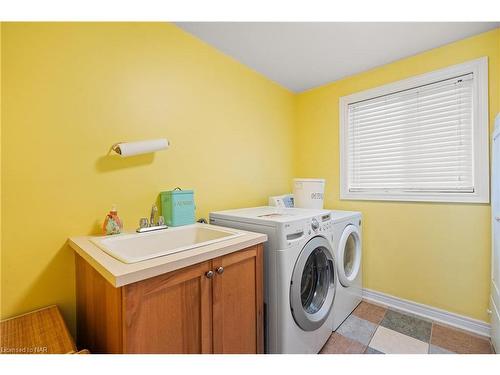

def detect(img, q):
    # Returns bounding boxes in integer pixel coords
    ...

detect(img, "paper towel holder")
[110,138,170,157]
[110,142,126,155]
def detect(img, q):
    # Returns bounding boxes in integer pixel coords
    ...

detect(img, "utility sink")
[90,223,244,264]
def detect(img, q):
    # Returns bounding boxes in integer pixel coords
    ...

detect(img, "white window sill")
[340,191,489,204]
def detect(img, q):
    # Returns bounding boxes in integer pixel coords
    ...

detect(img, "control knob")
[311,218,319,231]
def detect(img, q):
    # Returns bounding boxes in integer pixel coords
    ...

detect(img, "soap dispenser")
[103,205,123,235]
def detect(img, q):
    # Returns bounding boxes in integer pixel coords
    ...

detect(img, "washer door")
[338,224,361,287]
[290,236,336,331]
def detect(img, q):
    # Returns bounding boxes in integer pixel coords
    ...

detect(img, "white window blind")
[347,74,474,194]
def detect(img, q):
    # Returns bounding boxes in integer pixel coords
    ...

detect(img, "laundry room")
[1,1,500,373]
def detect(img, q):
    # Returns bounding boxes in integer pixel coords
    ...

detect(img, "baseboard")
[363,288,491,338]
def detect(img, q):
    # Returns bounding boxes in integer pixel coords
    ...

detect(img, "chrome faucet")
[137,204,168,233]
[150,204,158,227]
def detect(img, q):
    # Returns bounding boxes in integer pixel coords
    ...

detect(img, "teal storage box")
[160,188,195,227]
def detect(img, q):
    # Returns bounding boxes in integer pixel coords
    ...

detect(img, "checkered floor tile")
[320,301,494,354]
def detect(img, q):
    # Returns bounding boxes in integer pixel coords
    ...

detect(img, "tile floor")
[320,301,494,354]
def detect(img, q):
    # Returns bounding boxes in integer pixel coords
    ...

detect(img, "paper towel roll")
[113,138,169,157]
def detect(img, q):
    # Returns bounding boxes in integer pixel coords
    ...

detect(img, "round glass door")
[290,236,336,331]
[338,225,361,287]
[301,248,331,314]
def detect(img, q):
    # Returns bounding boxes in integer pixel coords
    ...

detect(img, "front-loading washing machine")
[329,211,363,330]
[209,206,337,354]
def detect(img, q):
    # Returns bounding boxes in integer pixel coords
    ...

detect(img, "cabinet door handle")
[205,270,214,279]
[216,266,224,275]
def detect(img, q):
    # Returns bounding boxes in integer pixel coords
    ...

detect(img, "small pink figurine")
[103,205,123,235]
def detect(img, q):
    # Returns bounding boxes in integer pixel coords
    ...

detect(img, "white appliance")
[209,206,336,354]
[269,194,294,208]
[491,114,500,353]
[330,210,363,330]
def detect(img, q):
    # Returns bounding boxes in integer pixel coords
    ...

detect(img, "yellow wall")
[2,23,499,333]
[0,23,294,332]
[295,29,500,321]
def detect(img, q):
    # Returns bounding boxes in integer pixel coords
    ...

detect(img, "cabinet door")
[212,244,264,354]
[122,261,213,353]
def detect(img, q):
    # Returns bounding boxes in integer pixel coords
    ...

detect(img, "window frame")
[339,57,489,203]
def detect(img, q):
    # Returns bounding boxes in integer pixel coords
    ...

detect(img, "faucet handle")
[157,216,165,226]
[139,217,149,228]
[150,204,158,226]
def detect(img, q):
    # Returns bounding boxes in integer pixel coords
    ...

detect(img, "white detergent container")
[293,178,325,209]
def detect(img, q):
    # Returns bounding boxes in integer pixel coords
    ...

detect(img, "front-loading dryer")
[209,206,336,354]
[329,211,363,331]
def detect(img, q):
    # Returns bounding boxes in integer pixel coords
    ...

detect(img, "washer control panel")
[310,214,334,235]
[282,213,334,247]
[318,220,333,232]
[311,218,319,231]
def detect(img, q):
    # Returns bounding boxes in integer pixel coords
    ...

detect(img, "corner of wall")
[291,92,300,179]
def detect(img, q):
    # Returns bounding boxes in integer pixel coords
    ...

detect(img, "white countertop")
[68,224,267,288]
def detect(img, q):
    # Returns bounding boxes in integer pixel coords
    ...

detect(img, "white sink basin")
[90,223,244,263]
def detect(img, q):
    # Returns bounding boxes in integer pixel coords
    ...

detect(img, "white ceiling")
[176,22,499,92]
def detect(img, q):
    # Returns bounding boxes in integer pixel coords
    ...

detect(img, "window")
[340,57,489,203]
